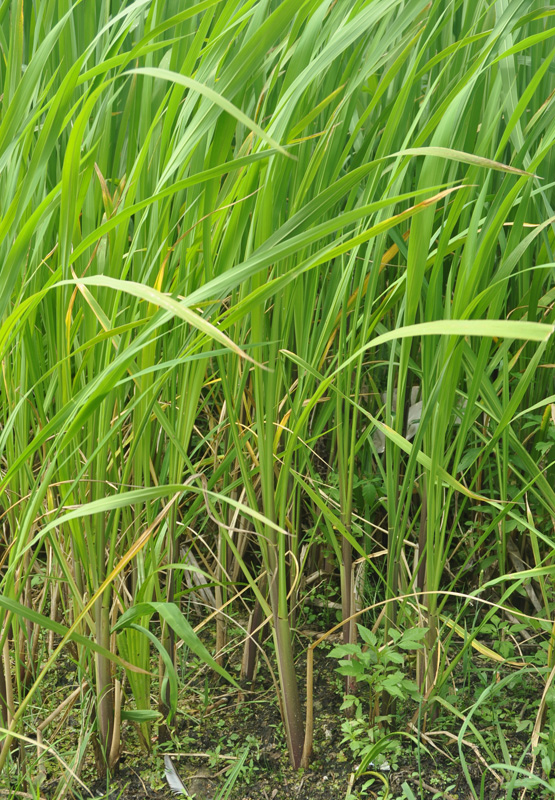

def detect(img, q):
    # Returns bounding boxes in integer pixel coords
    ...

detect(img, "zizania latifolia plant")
[0,0,554,795]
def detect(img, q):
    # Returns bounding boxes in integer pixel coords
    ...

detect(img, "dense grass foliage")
[0,0,554,795]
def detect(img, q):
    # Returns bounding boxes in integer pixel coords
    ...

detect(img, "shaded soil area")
[10,629,551,800]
